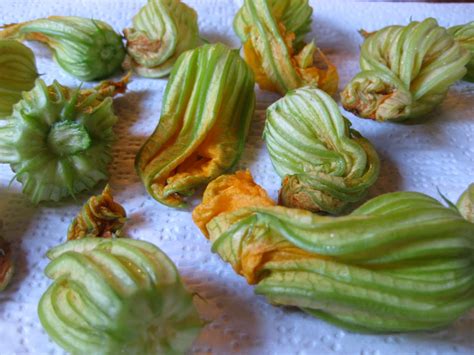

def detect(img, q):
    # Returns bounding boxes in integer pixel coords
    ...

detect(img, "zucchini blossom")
[193,170,276,235]
[233,0,338,96]
[448,22,474,82]
[39,238,202,354]
[0,77,128,203]
[194,171,474,332]
[0,40,38,117]
[124,0,202,78]
[67,185,127,240]
[0,16,125,81]
[341,18,471,122]
[264,87,380,214]
[135,43,255,208]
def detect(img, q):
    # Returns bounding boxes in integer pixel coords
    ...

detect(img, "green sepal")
[0,78,125,203]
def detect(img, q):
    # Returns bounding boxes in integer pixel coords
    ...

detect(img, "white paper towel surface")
[0,0,473,354]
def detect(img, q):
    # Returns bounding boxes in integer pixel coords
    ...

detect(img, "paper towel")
[0,0,473,353]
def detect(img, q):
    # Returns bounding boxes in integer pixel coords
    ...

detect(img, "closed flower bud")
[341,18,470,122]
[39,238,202,354]
[0,40,38,117]
[264,87,379,214]
[124,0,202,78]
[0,16,125,81]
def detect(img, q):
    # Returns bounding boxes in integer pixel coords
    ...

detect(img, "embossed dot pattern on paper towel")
[0,1,473,354]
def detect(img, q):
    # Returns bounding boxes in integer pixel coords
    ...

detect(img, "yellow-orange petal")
[192,170,275,236]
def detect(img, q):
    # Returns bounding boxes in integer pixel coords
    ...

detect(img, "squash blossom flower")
[341,18,471,122]
[234,0,338,96]
[124,0,202,78]
[0,40,38,117]
[0,16,125,81]
[0,76,128,203]
[39,237,202,353]
[194,171,474,332]
[135,43,255,208]
[264,87,380,214]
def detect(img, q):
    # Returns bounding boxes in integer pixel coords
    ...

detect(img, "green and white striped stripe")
[0,16,125,81]
[207,188,474,332]
[342,18,471,121]
[264,86,379,214]
[135,43,255,207]
[39,238,202,354]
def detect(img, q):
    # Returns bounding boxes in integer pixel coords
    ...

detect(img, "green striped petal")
[135,43,256,207]
[0,40,38,117]
[124,0,202,78]
[341,18,471,122]
[40,238,202,354]
[0,16,125,81]
[264,87,379,214]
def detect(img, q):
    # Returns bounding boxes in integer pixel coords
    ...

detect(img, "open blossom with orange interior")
[234,0,338,96]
